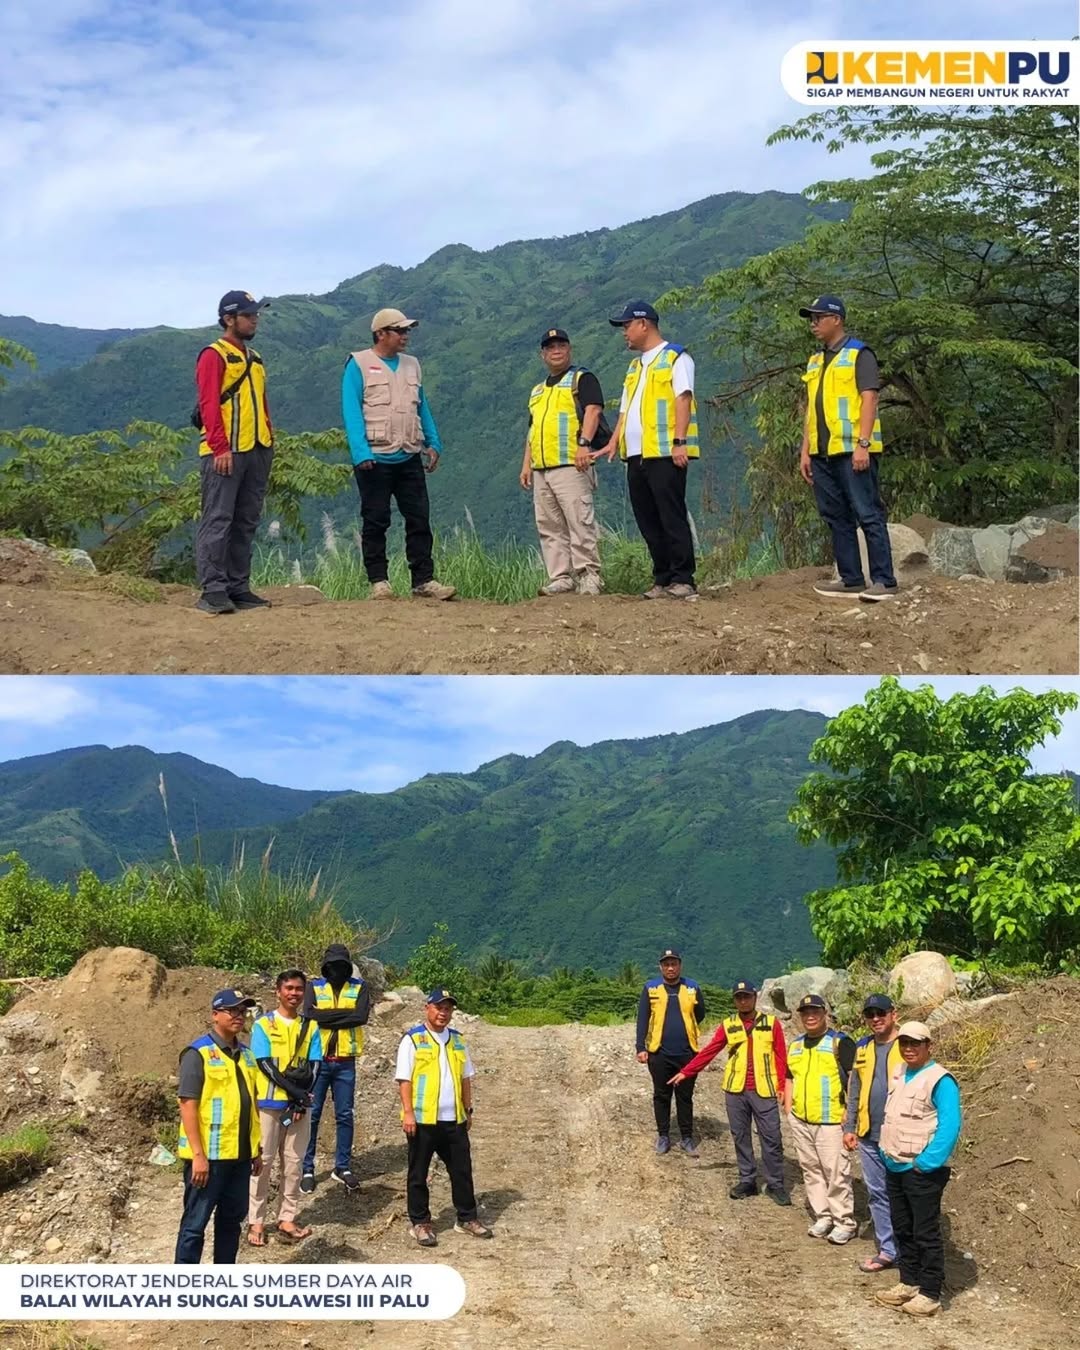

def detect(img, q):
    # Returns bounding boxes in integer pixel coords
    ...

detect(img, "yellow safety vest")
[618,344,700,461]
[802,338,883,457]
[527,368,592,469]
[644,979,702,1054]
[853,1035,904,1138]
[176,1036,261,1161]
[252,1012,320,1109]
[721,1013,780,1099]
[198,338,272,456]
[788,1030,849,1125]
[310,978,365,1057]
[404,1024,469,1125]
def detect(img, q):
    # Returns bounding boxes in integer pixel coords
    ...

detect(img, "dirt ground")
[2,951,1077,1350]
[0,565,1075,676]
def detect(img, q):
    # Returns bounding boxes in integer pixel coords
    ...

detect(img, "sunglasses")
[864,1009,891,1019]
[388,326,413,335]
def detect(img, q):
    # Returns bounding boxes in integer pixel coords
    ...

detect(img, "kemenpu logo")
[782,40,1077,104]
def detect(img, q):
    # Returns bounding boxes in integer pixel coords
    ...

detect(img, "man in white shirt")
[395,988,492,1247]
[601,300,700,600]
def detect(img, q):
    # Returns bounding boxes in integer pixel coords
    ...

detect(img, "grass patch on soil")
[0,1123,53,1190]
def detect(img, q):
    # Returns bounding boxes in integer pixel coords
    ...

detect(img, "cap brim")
[798,307,829,318]
[609,317,632,327]
[217,1000,255,1010]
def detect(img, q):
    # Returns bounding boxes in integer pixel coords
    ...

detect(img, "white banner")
[781,40,1078,104]
[3,1265,465,1321]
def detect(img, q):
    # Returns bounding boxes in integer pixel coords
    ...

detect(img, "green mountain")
[181,709,835,981]
[0,745,343,880]
[0,314,154,382]
[0,192,842,542]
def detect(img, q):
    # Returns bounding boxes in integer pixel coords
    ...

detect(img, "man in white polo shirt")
[395,988,492,1247]
[600,300,700,600]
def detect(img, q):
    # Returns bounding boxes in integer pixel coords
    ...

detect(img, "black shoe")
[729,1181,758,1199]
[331,1167,360,1191]
[766,1186,793,1207]
[196,591,236,615]
[299,1173,315,1194]
[230,590,272,610]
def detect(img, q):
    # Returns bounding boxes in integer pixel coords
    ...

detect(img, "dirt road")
[34,1014,1066,1350]
[1,568,1076,675]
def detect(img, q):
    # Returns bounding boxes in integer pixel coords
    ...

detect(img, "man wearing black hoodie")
[300,945,371,1193]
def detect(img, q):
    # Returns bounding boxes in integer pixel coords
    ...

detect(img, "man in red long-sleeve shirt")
[193,290,274,615]
[670,979,791,1205]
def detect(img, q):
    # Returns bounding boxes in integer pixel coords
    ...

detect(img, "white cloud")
[0,678,97,727]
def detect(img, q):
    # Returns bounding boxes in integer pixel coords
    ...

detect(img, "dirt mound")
[0,569,1075,675]
[0,538,54,585]
[1017,523,1079,575]
[936,977,1080,1313]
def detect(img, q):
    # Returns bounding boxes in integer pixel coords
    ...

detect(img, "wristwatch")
[672,439,688,447]
[466,1107,475,1117]
[856,438,871,448]
[576,436,591,447]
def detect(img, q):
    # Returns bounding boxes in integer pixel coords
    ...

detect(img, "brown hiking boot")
[875,1283,919,1307]
[454,1219,493,1239]
[412,580,456,601]
[370,580,394,599]
[642,584,669,600]
[410,1222,437,1247]
[902,1293,941,1317]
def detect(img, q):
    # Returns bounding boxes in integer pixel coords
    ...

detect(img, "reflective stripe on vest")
[619,345,700,460]
[879,1062,953,1163]
[721,1013,779,1098]
[198,339,271,456]
[802,338,883,457]
[252,1012,319,1108]
[528,368,581,469]
[176,1036,261,1161]
[788,1031,847,1124]
[644,979,701,1054]
[310,978,365,1056]
[405,1024,468,1125]
[853,1035,904,1138]
[350,349,424,456]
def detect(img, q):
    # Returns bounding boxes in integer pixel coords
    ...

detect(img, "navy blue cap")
[425,988,458,1006]
[609,299,659,326]
[218,290,268,318]
[658,948,682,962]
[798,294,845,319]
[540,327,570,346]
[732,980,758,995]
[211,988,256,1011]
[863,993,894,1013]
[797,993,828,1011]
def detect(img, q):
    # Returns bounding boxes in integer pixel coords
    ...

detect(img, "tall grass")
[254,516,782,604]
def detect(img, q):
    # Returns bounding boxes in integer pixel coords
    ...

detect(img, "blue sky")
[0,675,1076,792]
[1,0,1075,327]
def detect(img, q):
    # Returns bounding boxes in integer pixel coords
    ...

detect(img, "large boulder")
[888,951,957,1011]
[1006,522,1078,582]
[833,524,929,585]
[353,956,386,997]
[927,526,979,578]
[971,524,1012,582]
[760,966,850,1015]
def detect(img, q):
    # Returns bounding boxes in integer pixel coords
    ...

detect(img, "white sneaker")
[807,1216,834,1238]
[539,578,575,596]
[576,574,602,596]
[827,1225,857,1245]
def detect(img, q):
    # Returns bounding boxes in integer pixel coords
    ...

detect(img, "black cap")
[798,294,845,319]
[609,299,659,326]
[218,290,268,318]
[863,993,894,1014]
[540,327,570,347]
[425,987,458,1006]
[211,988,256,1012]
[658,948,682,962]
[732,980,758,995]
[797,993,827,1011]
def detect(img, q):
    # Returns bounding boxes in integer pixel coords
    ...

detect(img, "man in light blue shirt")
[342,307,455,600]
[875,1021,962,1319]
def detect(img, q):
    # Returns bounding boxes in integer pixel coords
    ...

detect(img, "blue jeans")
[811,454,896,588]
[303,1058,355,1173]
[859,1138,897,1261]
[174,1159,250,1264]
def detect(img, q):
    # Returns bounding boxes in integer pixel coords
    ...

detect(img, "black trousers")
[626,456,695,587]
[196,445,273,596]
[354,456,434,586]
[647,1051,696,1138]
[174,1159,250,1264]
[885,1165,950,1299]
[406,1121,478,1225]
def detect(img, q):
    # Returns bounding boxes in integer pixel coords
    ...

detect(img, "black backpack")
[571,369,613,451]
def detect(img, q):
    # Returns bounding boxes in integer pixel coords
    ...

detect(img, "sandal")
[276,1224,313,1243]
[247,1226,268,1247]
[858,1254,895,1273]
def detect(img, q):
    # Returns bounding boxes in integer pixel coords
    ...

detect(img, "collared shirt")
[395,1025,476,1122]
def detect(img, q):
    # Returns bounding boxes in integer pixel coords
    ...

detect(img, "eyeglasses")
[898,1037,927,1047]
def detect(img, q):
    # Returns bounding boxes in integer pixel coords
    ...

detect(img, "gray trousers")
[196,446,273,595]
[725,1091,784,1190]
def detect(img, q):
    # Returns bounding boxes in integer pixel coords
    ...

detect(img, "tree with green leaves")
[668,105,1079,567]
[791,678,1080,968]
[0,339,34,388]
